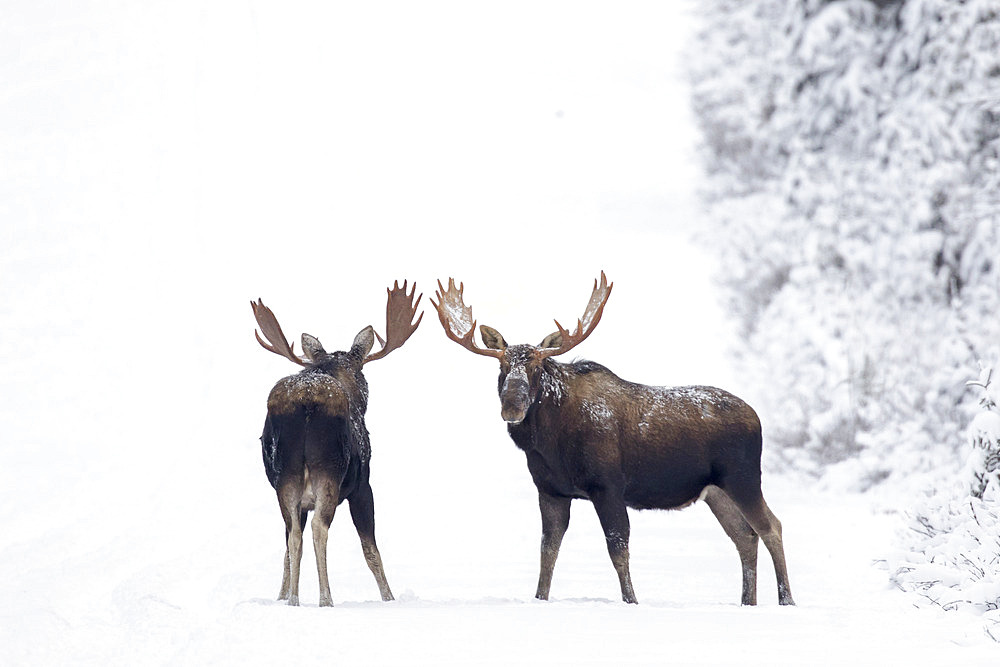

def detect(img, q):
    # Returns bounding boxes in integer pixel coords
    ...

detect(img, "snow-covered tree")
[689,0,1000,489]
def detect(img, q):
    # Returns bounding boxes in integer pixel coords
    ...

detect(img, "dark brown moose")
[430,273,793,606]
[252,281,422,606]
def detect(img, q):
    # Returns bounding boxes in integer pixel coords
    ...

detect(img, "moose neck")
[304,360,370,415]
[505,359,569,452]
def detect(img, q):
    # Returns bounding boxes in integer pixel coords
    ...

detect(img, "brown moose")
[252,281,422,606]
[430,273,793,606]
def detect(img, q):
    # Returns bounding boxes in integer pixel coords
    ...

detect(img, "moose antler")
[430,278,505,359]
[364,280,424,364]
[538,271,613,360]
[251,299,309,366]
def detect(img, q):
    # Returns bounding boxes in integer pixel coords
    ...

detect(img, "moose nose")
[500,372,530,424]
[501,403,528,424]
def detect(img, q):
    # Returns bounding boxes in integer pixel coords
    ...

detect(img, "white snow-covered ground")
[1,2,996,664]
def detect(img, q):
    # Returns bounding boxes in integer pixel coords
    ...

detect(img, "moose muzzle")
[500,367,531,424]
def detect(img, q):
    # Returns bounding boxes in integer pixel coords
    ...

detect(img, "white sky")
[0,1,732,453]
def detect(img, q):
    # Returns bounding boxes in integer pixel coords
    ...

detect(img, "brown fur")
[253,285,421,607]
[266,372,352,417]
[259,347,393,607]
[430,276,792,605]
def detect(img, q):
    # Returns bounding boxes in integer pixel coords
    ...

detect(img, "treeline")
[688,0,1000,489]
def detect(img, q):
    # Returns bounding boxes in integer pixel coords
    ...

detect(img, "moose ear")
[301,333,326,361]
[480,325,507,351]
[350,325,376,359]
[539,331,563,349]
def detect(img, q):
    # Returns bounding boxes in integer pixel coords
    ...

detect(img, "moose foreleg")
[591,488,637,604]
[535,492,571,600]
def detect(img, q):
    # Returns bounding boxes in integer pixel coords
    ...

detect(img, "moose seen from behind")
[252,281,422,606]
[430,273,794,606]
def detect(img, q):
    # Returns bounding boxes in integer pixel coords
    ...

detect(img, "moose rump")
[261,372,361,498]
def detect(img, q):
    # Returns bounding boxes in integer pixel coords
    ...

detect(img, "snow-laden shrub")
[888,494,1000,638]
[966,365,1000,499]
[889,362,1000,640]
[688,0,1000,489]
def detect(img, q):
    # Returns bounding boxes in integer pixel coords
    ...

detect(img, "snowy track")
[1,437,995,664]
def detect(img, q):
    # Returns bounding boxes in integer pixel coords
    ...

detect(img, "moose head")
[430,272,612,424]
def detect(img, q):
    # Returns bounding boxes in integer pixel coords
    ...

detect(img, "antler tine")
[364,280,424,364]
[539,271,613,359]
[251,299,308,366]
[430,277,504,359]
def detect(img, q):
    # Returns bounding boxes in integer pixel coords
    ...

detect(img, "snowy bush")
[889,495,1000,638]
[688,0,1000,488]
[966,365,1000,499]
[887,361,1000,639]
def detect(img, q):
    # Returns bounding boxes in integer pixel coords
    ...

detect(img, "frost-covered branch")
[966,363,1000,499]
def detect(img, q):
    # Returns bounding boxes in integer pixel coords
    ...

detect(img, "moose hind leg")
[349,481,394,601]
[591,488,637,604]
[536,492,572,600]
[726,487,794,606]
[311,474,340,607]
[278,509,309,601]
[277,481,306,606]
[703,486,759,605]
